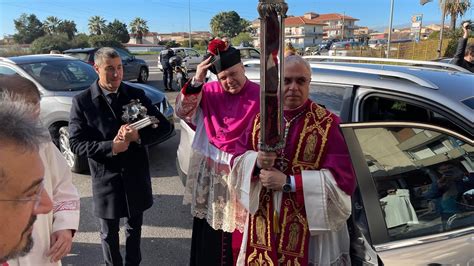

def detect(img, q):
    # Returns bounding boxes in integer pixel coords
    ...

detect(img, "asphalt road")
[63,65,193,266]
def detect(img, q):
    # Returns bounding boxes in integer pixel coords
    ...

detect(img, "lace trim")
[183,150,247,232]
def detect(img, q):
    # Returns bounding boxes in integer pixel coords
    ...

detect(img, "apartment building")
[251,12,359,49]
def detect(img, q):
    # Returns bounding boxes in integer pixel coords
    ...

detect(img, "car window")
[240,49,251,59]
[353,126,473,241]
[0,65,20,75]
[64,52,90,62]
[361,95,470,137]
[187,49,199,57]
[116,49,130,61]
[249,49,260,58]
[20,60,97,91]
[309,82,349,116]
[175,50,186,58]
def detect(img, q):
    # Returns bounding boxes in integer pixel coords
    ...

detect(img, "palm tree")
[43,16,61,35]
[129,17,149,44]
[88,16,106,35]
[439,0,471,31]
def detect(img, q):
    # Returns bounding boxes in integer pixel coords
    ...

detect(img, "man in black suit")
[69,47,173,265]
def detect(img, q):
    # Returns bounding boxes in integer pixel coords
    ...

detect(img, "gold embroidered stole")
[246,102,334,265]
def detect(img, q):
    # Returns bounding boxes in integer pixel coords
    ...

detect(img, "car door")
[116,48,137,81]
[341,122,474,265]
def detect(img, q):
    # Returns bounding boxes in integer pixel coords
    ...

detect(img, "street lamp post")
[387,0,394,58]
[188,0,192,48]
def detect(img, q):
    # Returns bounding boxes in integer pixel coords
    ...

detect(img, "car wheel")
[138,67,149,83]
[59,126,89,174]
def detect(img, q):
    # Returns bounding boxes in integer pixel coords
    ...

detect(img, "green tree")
[43,16,61,35]
[88,34,123,48]
[30,34,71,53]
[13,13,45,44]
[71,33,90,48]
[104,19,130,43]
[439,0,471,31]
[210,11,250,38]
[88,16,106,35]
[232,32,254,47]
[57,20,77,40]
[129,17,149,44]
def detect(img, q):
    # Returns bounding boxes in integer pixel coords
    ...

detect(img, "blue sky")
[0,0,472,37]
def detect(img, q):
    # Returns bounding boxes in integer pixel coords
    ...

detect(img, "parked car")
[235,46,260,61]
[176,57,474,265]
[0,54,175,173]
[368,39,388,49]
[63,47,150,83]
[158,47,202,71]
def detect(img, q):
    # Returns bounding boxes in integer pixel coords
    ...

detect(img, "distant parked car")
[63,47,150,83]
[368,39,388,49]
[158,47,203,71]
[0,54,175,173]
[178,57,474,265]
[235,46,260,61]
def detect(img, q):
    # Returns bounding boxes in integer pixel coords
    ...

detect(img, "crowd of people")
[0,24,472,266]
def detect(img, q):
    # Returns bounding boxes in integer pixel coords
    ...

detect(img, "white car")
[0,54,175,173]
[158,47,203,71]
[176,57,474,265]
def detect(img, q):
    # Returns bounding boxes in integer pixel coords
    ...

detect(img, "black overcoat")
[69,81,173,219]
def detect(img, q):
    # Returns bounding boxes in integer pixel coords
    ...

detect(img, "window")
[20,60,97,92]
[354,126,473,241]
[361,95,469,136]
[116,49,130,61]
[0,66,19,75]
[187,49,199,57]
[308,82,350,116]
[249,49,260,59]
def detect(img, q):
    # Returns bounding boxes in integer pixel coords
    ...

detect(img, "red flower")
[207,39,227,55]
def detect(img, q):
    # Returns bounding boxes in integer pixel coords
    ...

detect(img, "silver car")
[0,54,175,173]
[158,47,203,71]
[176,57,474,265]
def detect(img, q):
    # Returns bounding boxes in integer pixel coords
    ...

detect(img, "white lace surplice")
[182,109,248,232]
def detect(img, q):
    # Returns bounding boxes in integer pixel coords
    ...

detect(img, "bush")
[88,34,124,49]
[0,45,32,57]
[70,33,90,48]
[30,34,71,54]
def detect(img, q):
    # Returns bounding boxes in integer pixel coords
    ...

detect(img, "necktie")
[107,93,121,119]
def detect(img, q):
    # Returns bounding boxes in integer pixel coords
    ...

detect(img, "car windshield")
[19,60,98,91]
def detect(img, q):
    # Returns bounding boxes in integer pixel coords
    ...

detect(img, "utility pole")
[437,0,447,58]
[387,0,394,58]
[188,0,192,48]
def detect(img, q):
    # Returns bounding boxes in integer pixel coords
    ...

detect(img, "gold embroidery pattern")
[292,103,333,171]
[277,196,308,261]
[252,114,261,151]
[250,192,272,250]
[303,132,316,161]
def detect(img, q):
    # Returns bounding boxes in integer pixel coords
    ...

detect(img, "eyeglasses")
[0,180,45,211]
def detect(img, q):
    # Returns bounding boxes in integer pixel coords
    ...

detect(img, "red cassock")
[245,99,356,265]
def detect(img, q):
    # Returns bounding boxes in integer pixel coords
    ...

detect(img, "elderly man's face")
[217,63,247,94]
[95,57,123,92]
[283,62,311,109]
[0,144,52,262]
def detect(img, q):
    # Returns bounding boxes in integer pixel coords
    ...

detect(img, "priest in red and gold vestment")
[231,55,357,265]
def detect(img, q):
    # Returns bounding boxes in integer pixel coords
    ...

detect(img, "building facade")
[251,12,359,49]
